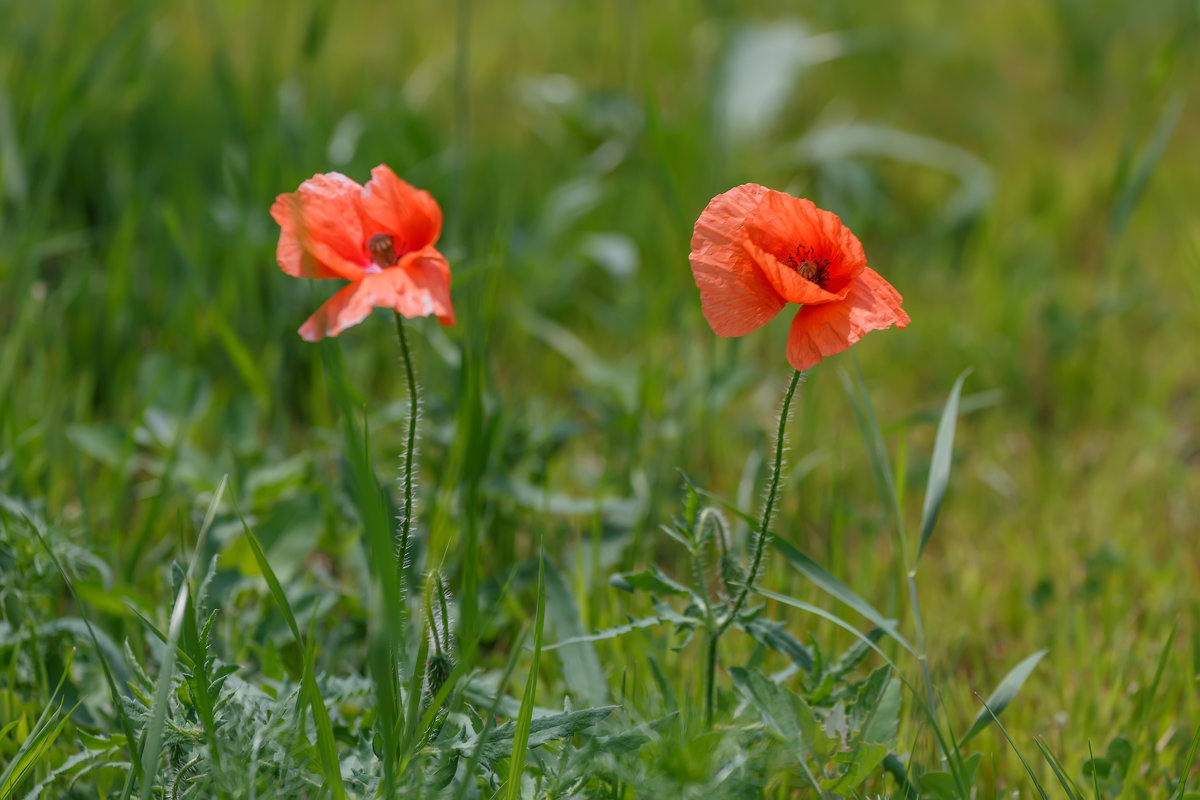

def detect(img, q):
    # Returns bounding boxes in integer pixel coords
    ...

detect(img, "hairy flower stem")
[393,312,420,590]
[706,369,801,725]
[719,368,801,634]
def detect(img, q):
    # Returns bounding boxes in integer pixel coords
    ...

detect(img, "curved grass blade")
[977,696,1048,799]
[1171,724,1200,800]
[961,649,1047,745]
[1033,737,1084,800]
[1135,619,1177,731]
[918,370,970,561]
[503,554,546,800]
[756,588,900,671]
[769,536,913,654]
[237,505,346,800]
[137,476,227,800]
[20,513,144,788]
[0,653,79,798]
[138,577,190,800]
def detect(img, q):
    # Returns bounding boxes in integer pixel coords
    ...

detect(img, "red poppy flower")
[271,165,455,341]
[689,184,909,371]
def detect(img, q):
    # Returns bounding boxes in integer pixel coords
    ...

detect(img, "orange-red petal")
[689,184,787,337]
[785,267,910,371]
[743,190,867,304]
[297,247,455,341]
[271,216,343,280]
[360,165,443,253]
[271,172,368,281]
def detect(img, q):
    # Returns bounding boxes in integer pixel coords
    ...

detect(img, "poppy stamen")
[784,246,831,288]
[368,233,399,267]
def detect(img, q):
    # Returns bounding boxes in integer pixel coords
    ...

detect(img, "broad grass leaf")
[1110,91,1185,240]
[918,370,970,560]
[545,559,608,706]
[918,771,961,800]
[961,649,1047,745]
[858,669,901,746]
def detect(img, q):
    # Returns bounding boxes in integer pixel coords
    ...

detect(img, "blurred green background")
[2,0,1198,789]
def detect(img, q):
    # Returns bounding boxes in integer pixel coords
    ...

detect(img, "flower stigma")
[368,233,398,267]
[784,245,831,288]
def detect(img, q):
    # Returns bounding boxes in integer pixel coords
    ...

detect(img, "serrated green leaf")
[740,616,813,672]
[457,706,617,763]
[609,566,693,598]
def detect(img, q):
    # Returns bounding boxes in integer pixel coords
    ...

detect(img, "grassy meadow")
[2,0,1199,796]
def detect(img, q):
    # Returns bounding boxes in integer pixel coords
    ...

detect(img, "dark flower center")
[784,245,831,288]
[368,233,398,267]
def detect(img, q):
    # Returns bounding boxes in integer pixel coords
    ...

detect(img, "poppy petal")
[689,184,786,337]
[272,172,369,280]
[785,268,910,371]
[297,247,455,341]
[743,190,867,304]
[270,212,343,279]
[360,165,443,254]
[297,281,377,342]
[381,248,456,326]
[742,234,848,306]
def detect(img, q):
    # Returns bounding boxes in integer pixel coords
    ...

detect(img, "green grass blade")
[918,370,970,561]
[1110,91,1185,240]
[20,513,145,787]
[237,502,346,800]
[1171,724,1200,799]
[138,567,190,800]
[840,360,904,540]
[401,615,430,757]
[137,475,228,798]
[1135,618,1177,731]
[0,654,78,798]
[977,696,1048,799]
[451,626,528,800]
[961,649,1047,745]
[755,588,900,670]
[769,536,914,654]
[319,337,405,788]
[1033,737,1084,800]
[503,554,546,800]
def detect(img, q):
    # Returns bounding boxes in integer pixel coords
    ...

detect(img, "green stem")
[718,368,802,635]
[393,312,419,583]
[704,633,718,727]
